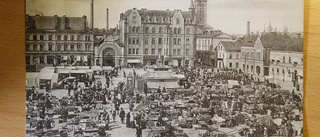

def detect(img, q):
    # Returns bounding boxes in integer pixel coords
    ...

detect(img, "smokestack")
[247,21,250,36]
[106,8,109,31]
[90,0,94,30]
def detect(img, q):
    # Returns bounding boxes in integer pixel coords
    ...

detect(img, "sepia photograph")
[25,0,304,136]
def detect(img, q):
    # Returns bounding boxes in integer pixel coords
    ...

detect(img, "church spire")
[189,0,195,9]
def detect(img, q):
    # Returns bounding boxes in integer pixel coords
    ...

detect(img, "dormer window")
[132,16,137,24]
[152,16,157,22]
[159,16,163,23]
[166,17,170,23]
[176,18,180,24]
[145,16,150,22]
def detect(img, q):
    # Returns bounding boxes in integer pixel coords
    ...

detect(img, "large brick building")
[119,0,210,67]
[25,14,94,71]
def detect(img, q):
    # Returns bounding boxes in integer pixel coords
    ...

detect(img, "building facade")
[195,31,234,67]
[26,14,94,72]
[119,0,209,67]
[268,38,303,92]
[240,36,266,81]
[216,41,241,69]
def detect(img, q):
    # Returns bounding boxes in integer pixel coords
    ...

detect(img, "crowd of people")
[26,66,303,137]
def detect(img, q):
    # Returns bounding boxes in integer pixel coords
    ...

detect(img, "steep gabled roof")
[242,35,259,47]
[220,41,243,52]
[123,9,192,20]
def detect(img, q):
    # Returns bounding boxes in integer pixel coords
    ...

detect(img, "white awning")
[26,73,39,79]
[76,66,90,70]
[83,56,88,62]
[77,56,81,61]
[127,59,141,63]
[63,56,68,60]
[70,70,87,74]
[102,66,112,70]
[92,66,102,71]
[57,69,69,74]
[172,59,178,66]
[37,69,54,80]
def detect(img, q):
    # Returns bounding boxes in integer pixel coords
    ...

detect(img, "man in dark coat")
[119,108,125,123]
[136,125,142,137]
[67,82,72,96]
[126,112,131,127]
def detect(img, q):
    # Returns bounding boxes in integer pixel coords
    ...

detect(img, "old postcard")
[25,0,304,136]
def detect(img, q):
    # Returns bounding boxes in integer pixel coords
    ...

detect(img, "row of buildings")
[212,33,303,92]
[25,0,303,92]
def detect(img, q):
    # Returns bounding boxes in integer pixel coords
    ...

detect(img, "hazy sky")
[26,0,304,34]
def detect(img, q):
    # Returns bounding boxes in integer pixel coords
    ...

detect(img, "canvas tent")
[37,68,55,89]
[26,72,39,88]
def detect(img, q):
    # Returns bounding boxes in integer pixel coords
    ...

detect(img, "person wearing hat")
[119,108,125,124]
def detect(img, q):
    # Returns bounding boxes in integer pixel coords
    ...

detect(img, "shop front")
[143,55,158,66]
[127,58,141,68]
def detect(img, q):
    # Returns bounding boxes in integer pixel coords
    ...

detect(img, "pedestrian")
[136,125,142,137]
[126,112,131,127]
[67,82,72,96]
[119,108,125,123]
[112,110,116,122]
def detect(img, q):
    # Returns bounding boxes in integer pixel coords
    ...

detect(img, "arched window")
[178,28,182,34]
[132,26,136,33]
[152,16,157,22]
[159,16,163,23]
[166,17,170,23]
[145,27,149,33]
[174,28,177,34]
[256,66,261,75]
[152,27,156,33]
[176,18,180,24]
[256,52,260,59]
[164,28,167,33]
[159,27,162,33]
[145,16,150,22]
[136,27,139,33]
[128,26,132,33]
[186,28,190,34]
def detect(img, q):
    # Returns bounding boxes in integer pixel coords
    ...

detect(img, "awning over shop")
[92,66,102,71]
[127,59,141,63]
[26,72,39,87]
[172,59,178,66]
[76,56,81,61]
[57,69,69,74]
[69,70,87,74]
[37,68,54,80]
[83,56,88,62]
[76,66,90,70]
[102,66,112,71]
[63,56,68,60]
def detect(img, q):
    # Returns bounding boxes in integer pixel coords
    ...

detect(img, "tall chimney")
[247,21,250,36]
[106,8,109,31]
[90,0,94,30]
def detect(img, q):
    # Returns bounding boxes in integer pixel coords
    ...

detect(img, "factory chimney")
[90,0,94,30]
[247,21,250,36]
[106,8,109,31]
